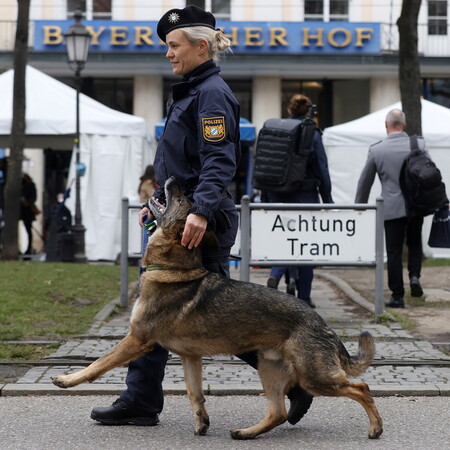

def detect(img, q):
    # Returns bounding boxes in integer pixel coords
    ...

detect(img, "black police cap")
[157,5,216,43]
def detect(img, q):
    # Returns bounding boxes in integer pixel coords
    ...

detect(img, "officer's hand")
[182,213,207,249]
[138,207,152,227]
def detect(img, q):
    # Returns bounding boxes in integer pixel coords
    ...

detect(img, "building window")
[67,0,112,20]
[330,0,349,21]
[186,0,231,20]
[305,0,324,21]
[428,0,448,35]
[304,0,349,22]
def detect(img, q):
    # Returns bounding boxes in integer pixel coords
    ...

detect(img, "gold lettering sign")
[328,28,352,48]
[134,26,154,45]
[244,27,264,46]
[355,28,373,47]
[85,26,105,45]
[110,26,129,45]
[302,28,324,47]
[219,26,239,46]
[269,27,288,46]
[43,26,63,45]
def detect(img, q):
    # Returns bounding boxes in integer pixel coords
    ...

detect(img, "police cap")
[157,5,216,43]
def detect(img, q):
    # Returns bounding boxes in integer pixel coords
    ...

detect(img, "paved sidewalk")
[2,267,450,397]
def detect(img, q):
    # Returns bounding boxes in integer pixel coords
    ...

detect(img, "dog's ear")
[201,229,219,251]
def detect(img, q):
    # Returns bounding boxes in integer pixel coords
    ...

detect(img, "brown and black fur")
[52,177,383,440]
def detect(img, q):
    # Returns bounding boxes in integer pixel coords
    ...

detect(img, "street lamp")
[64,10,91,262]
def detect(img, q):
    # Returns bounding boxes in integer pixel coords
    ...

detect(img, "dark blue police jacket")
[154,60,240,222]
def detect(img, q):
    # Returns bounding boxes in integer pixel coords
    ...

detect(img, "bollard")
[120,197,129,308]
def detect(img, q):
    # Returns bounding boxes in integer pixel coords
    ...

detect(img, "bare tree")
[2,0,30,259]
[397,0,422,135]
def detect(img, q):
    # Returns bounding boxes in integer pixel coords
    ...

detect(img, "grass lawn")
[0,261,139,360]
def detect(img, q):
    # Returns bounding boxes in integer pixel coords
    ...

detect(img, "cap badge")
[168,12,180,24]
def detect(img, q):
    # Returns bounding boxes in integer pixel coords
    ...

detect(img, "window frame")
[304,0,349,22]
[428,0,448,36]
[67,0,112,20]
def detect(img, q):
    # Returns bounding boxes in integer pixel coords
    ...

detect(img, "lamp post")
[64,10,91,262]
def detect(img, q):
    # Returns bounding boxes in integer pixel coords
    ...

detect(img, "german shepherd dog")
[53,177,383,440]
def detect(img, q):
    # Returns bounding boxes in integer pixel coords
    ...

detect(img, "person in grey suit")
[355,109,425,308]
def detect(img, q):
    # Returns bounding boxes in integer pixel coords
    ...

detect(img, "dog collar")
[146,264,193,271]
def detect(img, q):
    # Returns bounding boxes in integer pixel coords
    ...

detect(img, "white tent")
[323,99,450,257]
[0,65,154,260]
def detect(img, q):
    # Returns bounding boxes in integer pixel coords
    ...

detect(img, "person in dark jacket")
[20,173,38,254]
[266,94,334,308]
[91,5,312,428]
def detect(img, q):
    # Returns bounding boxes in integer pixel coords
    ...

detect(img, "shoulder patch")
[202,116,226,143]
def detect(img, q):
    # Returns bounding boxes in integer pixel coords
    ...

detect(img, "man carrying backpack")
[355,109,429,308]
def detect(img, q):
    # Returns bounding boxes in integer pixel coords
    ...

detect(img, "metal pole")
[375,197,385,318]
[239,195,250,282]
[120,197,129,307]
[72,67,86,261]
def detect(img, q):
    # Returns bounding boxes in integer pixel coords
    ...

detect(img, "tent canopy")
[155,116,256,143]
[323,99,450,148]
[0,65,148,149]
[0,65,153,261]
[323,99,450,257]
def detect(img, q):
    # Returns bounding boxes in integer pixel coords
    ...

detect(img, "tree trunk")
[2,0,30,260]
[397,0,422,135]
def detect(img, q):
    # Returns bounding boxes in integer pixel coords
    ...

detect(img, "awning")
[155,117,256,143]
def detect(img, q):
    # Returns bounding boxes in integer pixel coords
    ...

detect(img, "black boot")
[410,276,423,297]
[91,399,159,426]
[385,297,405,308]
[286,385,314,425]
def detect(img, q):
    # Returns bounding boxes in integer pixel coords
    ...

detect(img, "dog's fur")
[52,177,383,440]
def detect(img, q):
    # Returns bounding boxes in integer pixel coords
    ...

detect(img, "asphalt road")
[1,395,449,449]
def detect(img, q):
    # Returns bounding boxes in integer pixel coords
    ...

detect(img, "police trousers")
[119,208,259,413]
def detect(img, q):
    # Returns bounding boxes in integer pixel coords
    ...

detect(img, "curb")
[2,383,450,397]
[317,271,375,313]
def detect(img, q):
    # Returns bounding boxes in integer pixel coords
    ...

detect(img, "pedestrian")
[355,109,425,308]
[138,164,157,204]
[90,5,312,427]
[20,173,39,254]
[266,94,334,308]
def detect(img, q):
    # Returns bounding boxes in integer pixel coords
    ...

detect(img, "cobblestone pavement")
[3,268,450,396]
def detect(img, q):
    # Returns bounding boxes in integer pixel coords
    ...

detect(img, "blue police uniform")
[119,60,242,414]
[267,114,333,302]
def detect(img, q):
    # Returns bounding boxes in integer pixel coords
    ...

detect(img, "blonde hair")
[180,26,231,63]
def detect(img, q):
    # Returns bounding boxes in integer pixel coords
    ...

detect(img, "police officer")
[91,5,312,427]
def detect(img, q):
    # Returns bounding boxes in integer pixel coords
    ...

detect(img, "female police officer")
[91,5,312,427]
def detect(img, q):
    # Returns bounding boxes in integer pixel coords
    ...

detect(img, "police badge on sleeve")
[202,116,226,143]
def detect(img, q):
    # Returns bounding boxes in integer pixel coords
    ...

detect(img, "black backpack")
[252,118,316,194]
[399,135,448,216]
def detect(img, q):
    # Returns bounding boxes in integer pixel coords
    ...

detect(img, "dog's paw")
[194,423,209,436]
[230,429,254,440]
[51,376,69,389]
[368,427,383,439]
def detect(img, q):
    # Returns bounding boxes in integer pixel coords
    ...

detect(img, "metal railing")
[120,196,385,318]
[239,196,385,317]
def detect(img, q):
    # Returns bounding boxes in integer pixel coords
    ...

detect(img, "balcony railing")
[1,20,450,57]
[0,21,34,51]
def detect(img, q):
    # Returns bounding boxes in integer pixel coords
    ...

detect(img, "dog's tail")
[340,331,376,377]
